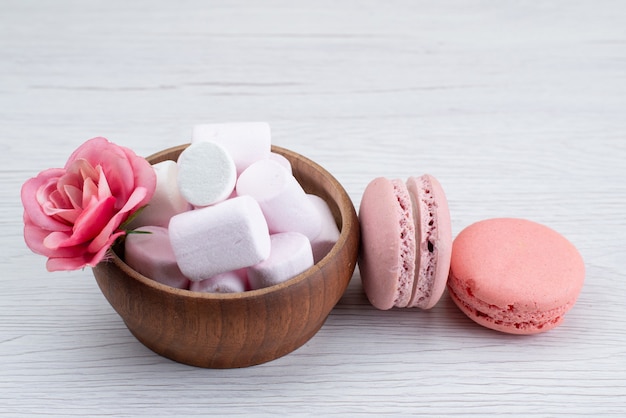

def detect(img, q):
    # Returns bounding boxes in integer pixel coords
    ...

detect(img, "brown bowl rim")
[108,143,357,300]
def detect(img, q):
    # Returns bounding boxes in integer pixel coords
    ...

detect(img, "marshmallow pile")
[124,122,340,293]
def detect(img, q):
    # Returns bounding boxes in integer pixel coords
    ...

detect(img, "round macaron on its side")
[447,218,585,334]
[358,175,452,310]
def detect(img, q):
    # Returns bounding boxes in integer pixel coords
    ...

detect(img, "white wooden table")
[2,1,625,415]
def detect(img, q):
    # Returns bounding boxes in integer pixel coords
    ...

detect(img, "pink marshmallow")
[236,159,322,240]
[169,195,271,281]
[124,226,191,289]
[268,152,292,174]
[127,160,192,228]
[192,122,271,175]
[247,232,314,290]
[307,194,341,263]
[177,141,237,207]
[189,269,248,293]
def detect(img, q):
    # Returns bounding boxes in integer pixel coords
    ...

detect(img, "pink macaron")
[358,174,452,310]
[447,218,585,334]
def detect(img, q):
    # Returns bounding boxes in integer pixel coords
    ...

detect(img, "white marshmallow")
[177,141,236,207]
[247,232,314,290]
[127,160,191,228]
[307,194,341,263]
[189,269,248,293]
[169,196,271,281]
[236,159,321,240]
[124,226,190,289]
[192,122,271,175]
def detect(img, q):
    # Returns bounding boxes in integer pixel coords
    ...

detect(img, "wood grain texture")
[2,0,625,416]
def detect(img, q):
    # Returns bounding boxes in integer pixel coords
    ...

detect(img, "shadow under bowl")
[92,144,360,368]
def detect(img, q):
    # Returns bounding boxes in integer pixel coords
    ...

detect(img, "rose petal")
[58,160,94,199]
[47,189,67,211]
[43,230,72,250]
[86,187,148,253]
[46,255,90,272]
[82,177,99,209]
[87,231,124,265]
[77,159,99,183]
[63,184,83,209]
[96,165,112,201]
[22,169,72,232]
[122,146,157,206]
[41,204,80,224]
[45,229,124,271]
[36,176,59,206]
[23,218,86,258]
[67,138,135,200]
[61,195,116,248]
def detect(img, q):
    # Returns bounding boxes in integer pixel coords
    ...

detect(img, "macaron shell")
[448,218,585,334]
[406,175,452,309]
[358,177,416,310]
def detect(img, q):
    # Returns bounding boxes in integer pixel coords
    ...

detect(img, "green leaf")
[126,229,153,235]
[120,205,148,231]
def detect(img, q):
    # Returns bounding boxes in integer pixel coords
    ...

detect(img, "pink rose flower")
[21,137,157,271]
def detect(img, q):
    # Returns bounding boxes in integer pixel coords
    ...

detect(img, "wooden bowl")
[92,144,359,368]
